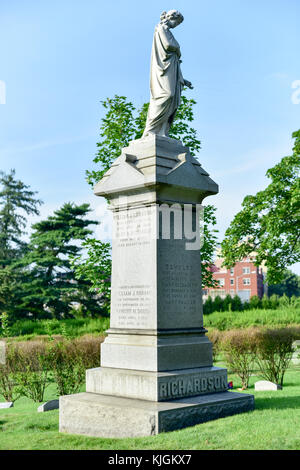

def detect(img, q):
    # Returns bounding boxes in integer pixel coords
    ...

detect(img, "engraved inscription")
[159,374,227,399]
[115,284,152,328]
[160,263,199,315]
[113,207,155,248]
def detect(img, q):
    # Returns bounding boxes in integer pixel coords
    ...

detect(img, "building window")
[218,278,225,286]
[230,268,234,275]
[243,278,250,285]
[243,267,250,274]
[230,279,234,285]
[202,289,208,296]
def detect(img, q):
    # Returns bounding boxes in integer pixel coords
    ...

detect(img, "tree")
[0,169,42,265]
[71,238,112,314]
[221,130,300,284]
[17,203,104,319]
[268,269,300,298]
[86,94,201,187]
[0,170,42,319]
[86,94,217,288]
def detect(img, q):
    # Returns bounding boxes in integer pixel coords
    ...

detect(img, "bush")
[231,295,243,311]
[10,341,50,402]
[212,295,223,312]
[207,329,221,362]
[0,335,103,401]
[256,328,297,386]
[47,340,85,396]
[221,328,258,389]
[0,342,21,402]
[46,335,101,396]
[249,295,261,309]
[203,296,214,315]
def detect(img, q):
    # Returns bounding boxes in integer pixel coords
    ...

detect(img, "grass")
[204,307,300,331]
[6,307,300,341]
[7,317,109,340]
[1,364,300,450]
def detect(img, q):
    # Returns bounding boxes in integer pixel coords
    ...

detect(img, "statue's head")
[160,10,184,29]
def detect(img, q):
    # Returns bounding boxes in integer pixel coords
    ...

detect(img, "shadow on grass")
[0,419,7,430]
[255,395,300,410]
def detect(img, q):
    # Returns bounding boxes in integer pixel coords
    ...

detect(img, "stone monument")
[59,10,254,438]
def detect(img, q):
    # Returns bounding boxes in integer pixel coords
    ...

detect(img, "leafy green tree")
[0,169,42,265]
[71,239,112,314]
[17,203,104,319]
[86,94,201,186]
[221,130,300,284]
[86,94,217,288]
[268,269,300,298]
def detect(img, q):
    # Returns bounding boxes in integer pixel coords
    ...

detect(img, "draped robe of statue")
[143,23,185,137]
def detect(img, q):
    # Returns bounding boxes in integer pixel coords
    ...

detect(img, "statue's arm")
[158,25,181,55]
[183,79,193,89]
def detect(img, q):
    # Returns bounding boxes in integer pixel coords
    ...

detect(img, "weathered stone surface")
[86,366,228,401]
[59,391,254,438]
[292,340,300,365]
[94,135,218,199]
[254,381,282,391]
[0,340,6,365]
[101,331,212,372]
[59,134,255,437]
[0,402,13,409]
[38,399,59,412]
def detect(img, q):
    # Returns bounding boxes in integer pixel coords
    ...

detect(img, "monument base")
[86,366,228,401]
[59,391,254,438]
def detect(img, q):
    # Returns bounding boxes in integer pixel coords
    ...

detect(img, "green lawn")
[1,365,300,450]
[6,307,300,341]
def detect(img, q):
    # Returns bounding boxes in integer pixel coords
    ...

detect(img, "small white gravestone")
[0,340,6,365]
[255,380,282,391]
[0,402,13,409]
[38,399,59,412]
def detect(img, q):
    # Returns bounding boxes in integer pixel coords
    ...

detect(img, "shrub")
[203,296,214,315]
[45,336,101,396]
[221,328,258,389]
[269,294,280,309]
[0,343,21,402]
[207,329,221,362]
[261,294,271,310]
[223,295,233,312]
[212,295,224,312]
[47,340,85,396]
[11,342,50,402]
[255,328,296,386]
[278,294,290,308]
[249,295,261,309]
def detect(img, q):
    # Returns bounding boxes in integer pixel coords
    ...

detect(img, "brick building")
[203,255,266,302]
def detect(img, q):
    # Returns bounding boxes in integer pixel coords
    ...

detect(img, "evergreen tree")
[0,170,42,319]
[18,203,103,319]
[0,169,42,265]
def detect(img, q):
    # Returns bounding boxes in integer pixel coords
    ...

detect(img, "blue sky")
[0,0,299,273]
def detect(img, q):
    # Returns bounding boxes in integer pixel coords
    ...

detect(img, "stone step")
[86,366,228,401]
[59,390,255,438]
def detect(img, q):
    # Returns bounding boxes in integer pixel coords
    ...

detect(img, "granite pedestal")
[59,136,254,437]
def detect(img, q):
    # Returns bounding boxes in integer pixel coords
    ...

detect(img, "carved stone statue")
[143,10,193,138]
